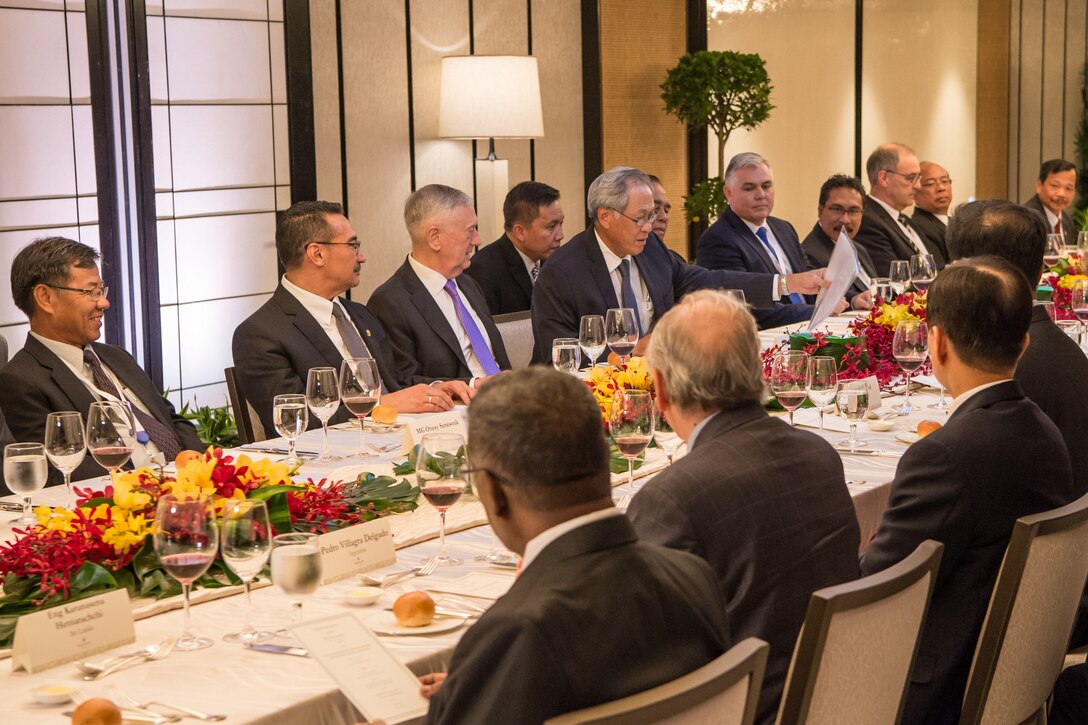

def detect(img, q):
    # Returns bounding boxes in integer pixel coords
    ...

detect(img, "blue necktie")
[756,227,804,304]
[618,259,645,335]
[443,280,501,376]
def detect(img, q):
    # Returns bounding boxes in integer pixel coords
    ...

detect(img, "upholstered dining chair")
[545,637,769,725]
[493,311,534,369]
[224,366,265,445]
[959,492,1088,725]
[776,539,944,725]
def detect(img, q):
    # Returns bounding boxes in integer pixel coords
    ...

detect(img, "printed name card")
[12,589,135,673]
[402,409,468,453]
[318,517,397,585]
[843,376,882,410]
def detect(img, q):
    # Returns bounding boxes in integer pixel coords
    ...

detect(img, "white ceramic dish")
[365,611,464,636]
[343,587,383,607]
[31,684,73,705]
[896,431,920,445]
[866,419,894,432]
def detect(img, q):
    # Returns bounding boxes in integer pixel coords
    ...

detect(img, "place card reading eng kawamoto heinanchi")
[12,588,135,673]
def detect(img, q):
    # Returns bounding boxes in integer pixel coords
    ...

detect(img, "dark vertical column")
[284,0,317,203]
[405,0,417,191]
[854,0,863,178]
[580,0,602,200]
[686,0,707,256]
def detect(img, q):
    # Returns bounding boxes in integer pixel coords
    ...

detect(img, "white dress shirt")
[948,379,1012,417]
[740,218,798,299]
[512,244,538,278]
[521,507,624,572]
[872,196,928,257]
[1040,206,1061,232]
[595,230,654,331]
[281,274,371,362]
[407,254,494,378]
[685,410,720,450]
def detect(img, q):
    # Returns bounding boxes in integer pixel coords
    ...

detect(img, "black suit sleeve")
[366,289,453,386]
[530,265,581,365]
[694,224,745,271]
[628,483,701,553]
[671,257,775,309]
[854,222,897,281]
[232,320,307,435]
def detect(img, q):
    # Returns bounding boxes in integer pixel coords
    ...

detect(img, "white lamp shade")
[438,55,544,139]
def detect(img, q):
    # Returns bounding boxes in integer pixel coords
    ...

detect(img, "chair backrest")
[960,492,1088,725]
[223,367,265,444]
[545,638,769,725]
[493,310,534,369]
[777,539,944,725]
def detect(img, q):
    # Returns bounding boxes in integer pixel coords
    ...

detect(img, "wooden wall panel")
[1017,0,1045,198]
[1040,0,1066,160]
[310,0,341,204]
[975,0,1010,199]
[1065,1,1087,161]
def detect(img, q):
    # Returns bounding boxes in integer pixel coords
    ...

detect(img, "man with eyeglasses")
[233,200,473,437]
[0,236,202,485]
[854,142,946,275]
[801,174,876,309]
[1024,158,1078,250]
[911,161,953,266]
[530,166,829,364]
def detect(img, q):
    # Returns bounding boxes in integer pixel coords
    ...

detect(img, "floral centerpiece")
[585,357,654,427]
[0,448,418,647]
[1042,253,1086,320]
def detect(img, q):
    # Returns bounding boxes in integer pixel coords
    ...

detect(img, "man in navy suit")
[696,153,847,327]
[530,167,829,364]
[464,181,564,315]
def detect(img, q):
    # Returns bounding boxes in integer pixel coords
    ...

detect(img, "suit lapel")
[726,209,779,273]
[768,217,806,272]
[399,263,471,368]
[582,233,621,309]
[500,238,534,300]
[633,235,674,322]
[273,286,346,369]
[867,197,915,260]
[24,336,98,415]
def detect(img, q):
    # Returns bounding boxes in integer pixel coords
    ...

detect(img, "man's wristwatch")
[778,275,790,298]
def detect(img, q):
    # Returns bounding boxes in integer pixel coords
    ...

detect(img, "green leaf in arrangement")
[609,443,645,475]
[346,473,420,505]
[131,537,161,579]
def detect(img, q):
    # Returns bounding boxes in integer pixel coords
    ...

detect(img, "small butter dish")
[31,684,73,705]
[866,419,894,432]
[343,587,383,607]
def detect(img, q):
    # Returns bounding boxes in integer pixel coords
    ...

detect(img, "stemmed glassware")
[892,320,929,416]
[154,493,218,651]
[578,315,606,369]
[1044,234,1063,266]
[272,394,308,465]
[652,400,682,465]
[888,261,910,297]
[86,401,134,478]
[306,367,341,462]
[1071,279,1088,353]
[835,386,870,451]
[339,357,381,459]
[604,308,639,366]
[770,351,808,427]
[870,277,894,304]
[909,254,937,292]
[220,499,274,644]
[551,338,581,374]
[4,442,47,526]
[609,389,655,489]
[416,433,467,567]
[805,356,839,431]
[271,532,322,629]
[44,411,86,501]
[1078,231,1088,254]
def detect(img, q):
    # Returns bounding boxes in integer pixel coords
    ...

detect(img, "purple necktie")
[443,280,501,375]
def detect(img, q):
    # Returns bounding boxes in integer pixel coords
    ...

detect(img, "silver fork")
[417,557,439,577]
[367,442,400,454]
[73,689,179,723]
[361,557,439,587]
[616,493,632,510]
[108,687,226,722]
[83,637,177,680]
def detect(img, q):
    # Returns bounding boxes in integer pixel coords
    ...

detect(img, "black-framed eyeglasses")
[613,209,659,228]
[314,240,362,252]
[884,170,922,184]
[48,284,109,300]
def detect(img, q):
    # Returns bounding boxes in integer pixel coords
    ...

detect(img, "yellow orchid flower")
[1059,274,1088,290]
[112,473,152,511]
[35,506,78,534]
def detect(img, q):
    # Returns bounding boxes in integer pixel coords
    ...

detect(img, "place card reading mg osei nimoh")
[401,409,467,453]
[317,517,397,585]
[11,588,135,673]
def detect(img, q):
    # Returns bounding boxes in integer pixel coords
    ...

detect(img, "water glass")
[1072,279,1088,352]
[909,254,937,292]
[416,433,467,566]
[44,411,86,501]
[604,308,639,365]
[154,494,218,650]
[272,532,322,627]
[805,356,839,431]
[272,394,308,465]
[551,338,581,374]
[870,277,894,304]
[1044,233,1063,266]
[1078,230,1088,253]
[770,351,808,427]
[578,315,606,368]
[888,261,910,296]
[892,320,929,415]
[306,367,341,462]
[835,387,870,451]
[220,499,274,644]
[4,442,47,526]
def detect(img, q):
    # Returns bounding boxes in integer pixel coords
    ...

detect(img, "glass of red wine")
[86,401,135,478]
[415,433,467,566]
[154,493,218,651]
[770,351,808,427]
[892,319,929,416]
[339,357,381,460]
[604,307,639,366]
[1072,279,1088,353]
[609,388,655,490]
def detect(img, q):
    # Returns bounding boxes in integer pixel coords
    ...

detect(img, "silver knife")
[62,712,171,724]
[244,642,309,657]
[0,502,24,512]
[837,449,903,458]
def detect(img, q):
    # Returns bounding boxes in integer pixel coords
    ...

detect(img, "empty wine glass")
[835,387,870,451]
[416,433,467,566]
[1072,279,1088,353]
[4,442,47,526]
[154,493,218,650]
[1078,230,1088,254]
[272,394,308,465]
[888,261,910,297]
[604,308,639,366]
[272,532,322,628]
[770,351,808,427]
[306,367,341,462]
[805,356,839,431]
[609,389,655,489]
[892,320,929,416]
[339,357,381,459]
[86,401,135,478]
[652,400,682,464]
[220,499,274,644]
[909,254,937,292]
[722,289,747,304]
[578,315,606,369]
[870,277,894,304]
[44,411,86,501]
[551,338,581,374]
[1044,234,1063,266]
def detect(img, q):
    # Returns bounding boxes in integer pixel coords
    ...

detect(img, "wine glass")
[805,356,839,431]
[4,442,47,526]
[1078,230,1088,254]
[551,338,581,374]
[1072,279,1088,353]
[770,351,808,427]
[835,387,870,451]
[86,401,134,478]
[892,320,929,416]
[578,315,606,369]
[271,532,322,629]
[609,389,655,489]
[1058,320,1082,344]
[652,400,682,465]
[339,357,381,459]
[154,494,218,650]
[723,289,747,304]
[604,308,639,366]
[220,499,274,644]
[870,277,893,304]
[1044,234,1063,266]
[306,367,341,462]
[272,394,308,465]
[909,254,937,292]
[44,411,86,501]
[416,433,467,566]
[888,261,910,297]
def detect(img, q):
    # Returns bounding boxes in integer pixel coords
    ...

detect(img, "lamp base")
[474,156,508,245]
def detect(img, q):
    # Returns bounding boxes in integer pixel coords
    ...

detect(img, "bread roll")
[71,698,122,725]
[917,419,943,438]
[371,404,397,425]
[393,591,435,627]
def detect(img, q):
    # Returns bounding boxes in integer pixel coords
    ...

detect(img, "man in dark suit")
[799,174,876,310]
[860,256,1075,725]
[419,367,731,724]
[1023,158,1078,248]
[628,289,860,725]
[648,174,672,242]
[369,184,511,385]
[911,161,952,264]
[232,201,471,435]
[463,181,564,315]
[530,167,829,364]
[0,237,203,485]
[855,142,947,275]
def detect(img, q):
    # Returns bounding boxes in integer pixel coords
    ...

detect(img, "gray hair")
[724,152,771,186]
[404,184,474,242]
[11,236,99,318]
[865,142,915,185]
[647,290,766,412]
[587,167,652,223]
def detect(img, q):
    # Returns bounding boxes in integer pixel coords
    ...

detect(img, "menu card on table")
[11,588,135,673]
[292,613,430,724]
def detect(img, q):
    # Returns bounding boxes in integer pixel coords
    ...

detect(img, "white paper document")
[292,613,429,724]
[808,229,860,330]
[426,572,515,600]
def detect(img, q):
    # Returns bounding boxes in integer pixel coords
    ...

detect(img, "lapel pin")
[366,329,372,337]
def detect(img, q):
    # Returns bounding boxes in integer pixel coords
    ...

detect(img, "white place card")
[844,376,882,410]
[11,589,135,673]
[427,571,514,601]
[291,613,429,724]
[318,518,396,585]
[402,410,468,453]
